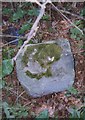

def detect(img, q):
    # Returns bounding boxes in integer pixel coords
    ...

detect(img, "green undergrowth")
[22,43,62,79]
[70,7,85,41]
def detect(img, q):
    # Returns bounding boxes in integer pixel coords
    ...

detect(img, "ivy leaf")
[27,8,39,16]
[2,59,14,78]
[3,102,15,118]
[13,8,26,21]
[73,28,81,35]
[10,104,28,118]
[74,20,82,26]
[19,19,32,34]
[70,27,83,40]
[76,37,81,41]
[67,86,78,95]
[19,23,32,34]
[70,34,76,39]
[35,110,49,120]
[0,65,2,79]
[2,8,12,15]
[42,14,50,20]
[68,108,81,118]
[18,39,23,47]
[80,107,85,118]
[0,79,5,89]
[80,7,85,16]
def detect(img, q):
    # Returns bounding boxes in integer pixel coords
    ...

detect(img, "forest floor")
[2,2,85,119]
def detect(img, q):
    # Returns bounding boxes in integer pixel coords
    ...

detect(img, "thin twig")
[1,34,26,47]
[51,3,84,35]
[15,91,26,102]
[23,102,31,107]
[0,34,26,40]
[8,88,28,101]
[2,39,21,47]
[52,6,85,21]
[60,9,85,21]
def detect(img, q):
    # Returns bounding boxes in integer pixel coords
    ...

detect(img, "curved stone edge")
[16,39,75,98]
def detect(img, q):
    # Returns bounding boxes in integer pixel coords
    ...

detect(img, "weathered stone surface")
[16,38,75,97]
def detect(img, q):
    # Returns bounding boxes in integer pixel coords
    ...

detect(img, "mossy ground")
[22,43,62,79]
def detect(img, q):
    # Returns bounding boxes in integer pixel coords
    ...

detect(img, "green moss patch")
[26,67,52,80]
[22,43,62,80]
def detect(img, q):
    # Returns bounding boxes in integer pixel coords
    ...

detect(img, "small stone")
[16,39,75,97]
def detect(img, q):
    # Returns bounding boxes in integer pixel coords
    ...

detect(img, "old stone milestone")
[16,38,75,97]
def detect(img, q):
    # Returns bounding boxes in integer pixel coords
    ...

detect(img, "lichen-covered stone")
[22,43,61,80]
[16,39,75,97]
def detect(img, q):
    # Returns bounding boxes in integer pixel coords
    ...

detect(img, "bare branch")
[13,1,50,61]
[0,34,26,40]
[60,10,85,21]
[2,39,21,47]
[51,3,84,35]
[0,34,26,47]
[51,6,85,21]
[15,91,26,102]
[13,0,83,62]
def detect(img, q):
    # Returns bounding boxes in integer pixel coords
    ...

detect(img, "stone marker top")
[16,38,75,97]
[22,42,62,80]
